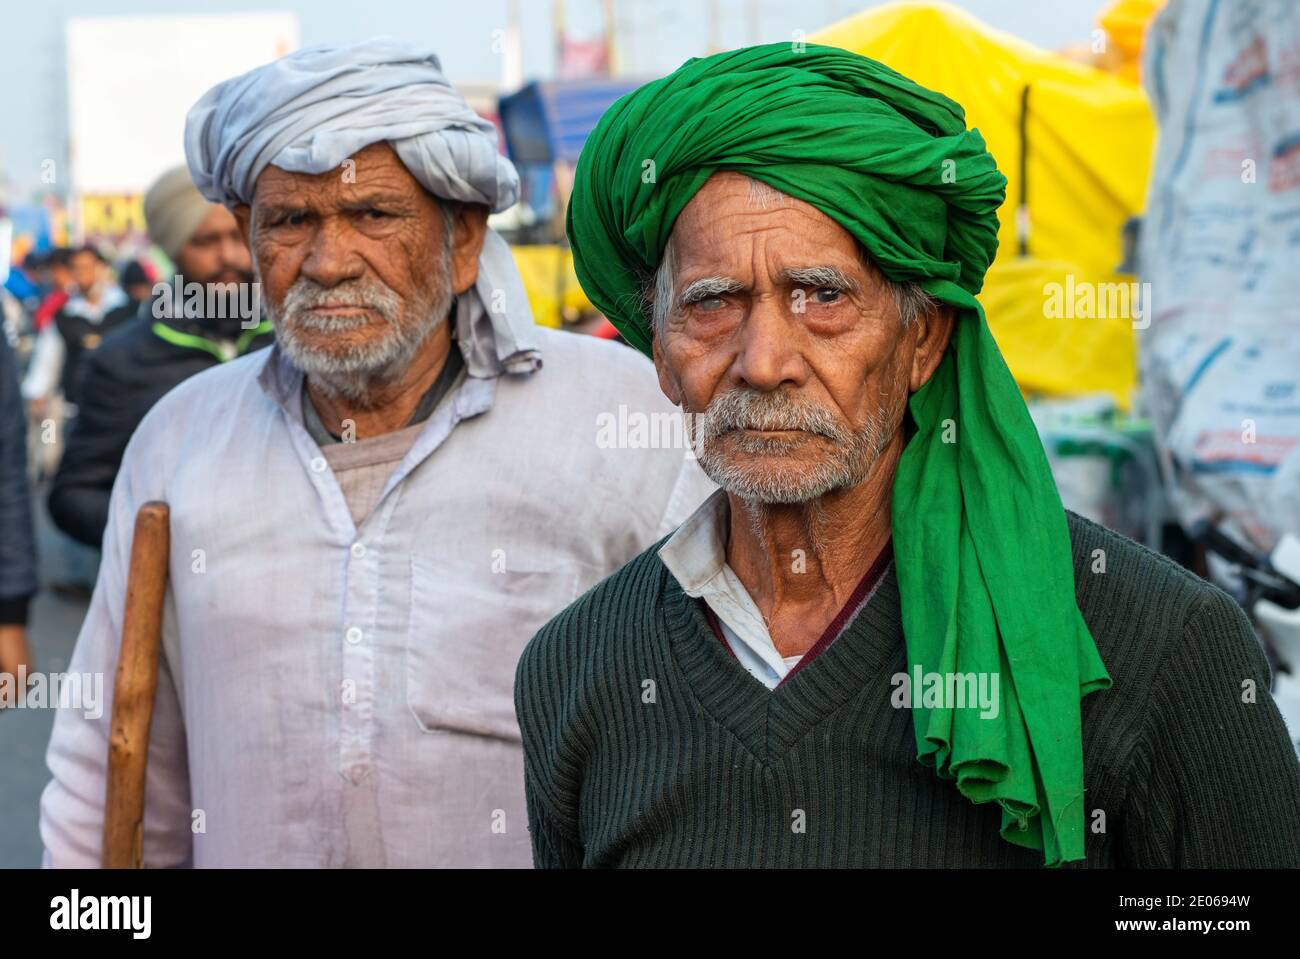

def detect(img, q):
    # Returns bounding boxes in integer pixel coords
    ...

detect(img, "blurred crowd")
[0,167,273,686]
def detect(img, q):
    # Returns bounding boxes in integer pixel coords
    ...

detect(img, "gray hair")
[641,178,939,338]
[434,196,457,255]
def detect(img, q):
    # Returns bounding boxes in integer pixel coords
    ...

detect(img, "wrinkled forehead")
[669,171,871,276]
[249,141,424,210]
[679,171,802,217]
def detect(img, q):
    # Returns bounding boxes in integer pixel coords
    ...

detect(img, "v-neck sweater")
[514,510,1300,868]
[703,541,895,688]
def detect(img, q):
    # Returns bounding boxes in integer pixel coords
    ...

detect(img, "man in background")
[0,333,37,698]
[117,259,156,310]
[20,246,133,594]
[22,246,133,417]
[49,167,273,547]
[28,249,74,335]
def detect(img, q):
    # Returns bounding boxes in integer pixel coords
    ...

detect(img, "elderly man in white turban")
[39,39,711,868]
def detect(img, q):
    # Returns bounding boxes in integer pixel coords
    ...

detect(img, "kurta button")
[310,456,327,473]
[345,627,363,645]
[351,542,366,558]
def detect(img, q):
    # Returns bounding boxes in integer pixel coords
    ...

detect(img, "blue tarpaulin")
[498,78,642,166]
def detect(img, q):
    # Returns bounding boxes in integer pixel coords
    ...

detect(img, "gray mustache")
[279,278,401,329]
[696,389,848,442]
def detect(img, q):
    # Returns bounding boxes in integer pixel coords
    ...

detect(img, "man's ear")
[449,203,489,295]
[909,303,956,392]
[651,334,683,407]
[233,204,252,248]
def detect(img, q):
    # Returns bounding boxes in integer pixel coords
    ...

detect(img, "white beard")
[689,388,898,505]
[265,257,453,405]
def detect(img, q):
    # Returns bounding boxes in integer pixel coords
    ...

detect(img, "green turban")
[567,42,1111,866]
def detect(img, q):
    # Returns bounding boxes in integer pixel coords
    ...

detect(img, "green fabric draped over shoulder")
[565,41,1111,865]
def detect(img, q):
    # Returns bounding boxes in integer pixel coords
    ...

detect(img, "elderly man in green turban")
[514,43,1300,868]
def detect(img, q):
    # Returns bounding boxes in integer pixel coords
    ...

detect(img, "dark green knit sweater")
[515,510,1300,868]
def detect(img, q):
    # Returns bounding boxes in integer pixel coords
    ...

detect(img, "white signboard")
[66,12,299,195]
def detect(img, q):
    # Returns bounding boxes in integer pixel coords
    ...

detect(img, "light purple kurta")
[39,325,712,867]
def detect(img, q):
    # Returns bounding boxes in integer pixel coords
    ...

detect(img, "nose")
[299,216,364,287]
[733,292,806,393]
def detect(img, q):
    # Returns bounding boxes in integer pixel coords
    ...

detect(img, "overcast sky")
[0,0,1108,201]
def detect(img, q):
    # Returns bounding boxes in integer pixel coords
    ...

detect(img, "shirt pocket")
[406,552,582,741]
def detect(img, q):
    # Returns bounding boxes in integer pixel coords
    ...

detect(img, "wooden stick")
[102,501,170,869]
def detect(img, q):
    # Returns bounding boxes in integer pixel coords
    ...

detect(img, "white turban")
[183,38,538,376]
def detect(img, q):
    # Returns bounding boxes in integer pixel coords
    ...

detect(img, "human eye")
[266,209,309,229]
[681,279,740,314]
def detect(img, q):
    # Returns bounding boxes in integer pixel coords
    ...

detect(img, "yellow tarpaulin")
[812,1,1155,409]
[509,244,593,329]
[1098,0,1167,85]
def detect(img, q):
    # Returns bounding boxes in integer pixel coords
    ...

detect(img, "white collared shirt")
[658,488,892,689]
[658,490,800,688]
